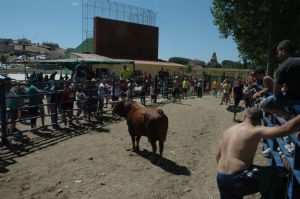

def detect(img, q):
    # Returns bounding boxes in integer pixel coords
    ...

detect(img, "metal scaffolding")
[82,0,157,53]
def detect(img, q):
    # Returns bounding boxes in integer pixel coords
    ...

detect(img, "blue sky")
[0,0,240,63]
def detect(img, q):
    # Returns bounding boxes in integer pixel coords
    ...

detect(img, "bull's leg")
[131,135,136,151]
[135,135,141,151]
[157,139,164,164]
[150,140,157,163]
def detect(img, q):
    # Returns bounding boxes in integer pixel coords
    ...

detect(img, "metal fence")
[262,111,300,198]
[0,75,202,146]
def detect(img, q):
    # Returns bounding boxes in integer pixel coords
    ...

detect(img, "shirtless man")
[216,107,300,198]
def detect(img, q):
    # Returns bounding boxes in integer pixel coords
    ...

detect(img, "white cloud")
[72,2,79,6]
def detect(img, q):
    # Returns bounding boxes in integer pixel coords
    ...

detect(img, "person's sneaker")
[285,144,295,153]
[262,148,271,154]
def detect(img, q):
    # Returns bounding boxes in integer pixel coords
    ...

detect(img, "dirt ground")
[0,95,265,199]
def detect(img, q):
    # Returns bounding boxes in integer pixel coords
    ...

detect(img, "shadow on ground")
[136,149,191,176]
[0,114,123,173]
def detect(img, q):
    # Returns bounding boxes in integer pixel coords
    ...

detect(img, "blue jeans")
[213,88,218,96]
[216,167,260,199]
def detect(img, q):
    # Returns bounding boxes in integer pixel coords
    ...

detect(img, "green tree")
[0,49,11,64]
[221,60,242,68]
[168,57,191,65]
[211,0,300,76]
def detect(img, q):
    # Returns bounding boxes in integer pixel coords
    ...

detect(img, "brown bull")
[112,100,168,163]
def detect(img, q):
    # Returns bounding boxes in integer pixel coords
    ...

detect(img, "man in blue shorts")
[260,40,300,118]
[216,107,300,198]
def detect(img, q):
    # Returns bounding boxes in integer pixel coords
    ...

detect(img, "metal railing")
[262,111,300,198]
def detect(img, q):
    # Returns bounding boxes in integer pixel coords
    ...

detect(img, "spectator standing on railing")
[216,107,300,198]
[74,61,87,82]
[261,40,300,118]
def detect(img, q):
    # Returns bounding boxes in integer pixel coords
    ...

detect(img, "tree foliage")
[221,60,242,68]
[168,57,191,65]
[0,49,11,64]
[211,0,300,76]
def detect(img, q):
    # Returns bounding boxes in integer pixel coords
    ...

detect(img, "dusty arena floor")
[0,95,264,199]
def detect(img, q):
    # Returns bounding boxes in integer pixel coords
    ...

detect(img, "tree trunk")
[266,46,277,78]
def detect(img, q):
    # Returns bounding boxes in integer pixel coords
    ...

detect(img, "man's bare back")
[216,107,300,175]
[217,121,261,174]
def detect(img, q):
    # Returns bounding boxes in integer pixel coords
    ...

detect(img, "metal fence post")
[154,75,157,103]
[0,79,8,145]
[53,82,58,128]
[112,79,116,101]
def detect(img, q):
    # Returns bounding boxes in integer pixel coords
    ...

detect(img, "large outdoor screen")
[94,17,159,60]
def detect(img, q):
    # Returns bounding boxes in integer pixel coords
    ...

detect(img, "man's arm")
[216,140,222,164]
[257,114,300,139]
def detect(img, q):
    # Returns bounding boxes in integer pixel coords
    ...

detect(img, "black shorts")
[172,88,180,96]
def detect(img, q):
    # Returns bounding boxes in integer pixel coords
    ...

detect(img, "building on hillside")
[0,38,14,53]
[42,42,60,50]
[0,38,13,44]
[14,38,31,45]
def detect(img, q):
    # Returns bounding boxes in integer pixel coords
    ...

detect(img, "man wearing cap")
[260,40,300,118]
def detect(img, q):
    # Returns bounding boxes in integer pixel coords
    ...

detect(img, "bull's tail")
[157,109,168,142]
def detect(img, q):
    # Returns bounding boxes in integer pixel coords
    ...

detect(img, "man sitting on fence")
[261,40,300,118]
[216,107,300,198]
